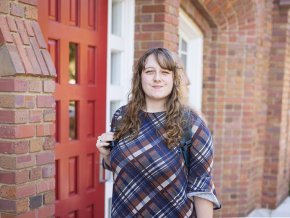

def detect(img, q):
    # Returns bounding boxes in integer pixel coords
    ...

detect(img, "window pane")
[181,54,187,70]
[69,43,78,84]
[112,1,122,36]
[111,52,121,85]
[181,38,187,52]
[69,101,78,140]
[110,101,120,121]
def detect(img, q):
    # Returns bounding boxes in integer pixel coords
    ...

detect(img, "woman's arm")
[194,196,213,218]
[103,155,111,167]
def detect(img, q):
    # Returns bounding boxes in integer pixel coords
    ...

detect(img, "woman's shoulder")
[111,105,128,130]
[181,106,208,130]
[114,105,127,116]
[112,105,127,120]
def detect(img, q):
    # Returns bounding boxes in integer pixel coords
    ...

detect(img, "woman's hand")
[96,132,115,157]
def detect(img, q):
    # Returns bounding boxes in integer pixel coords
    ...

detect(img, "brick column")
[135,0,180,61]
[0,0,56,217]
[262,1,290,208]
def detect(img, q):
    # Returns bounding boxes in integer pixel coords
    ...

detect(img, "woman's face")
[141,54,174,104]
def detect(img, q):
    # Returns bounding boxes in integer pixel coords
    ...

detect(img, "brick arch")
[202,0,256,30]
[180,0,264,217]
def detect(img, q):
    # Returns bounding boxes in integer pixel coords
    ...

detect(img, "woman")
[96,48,221,217]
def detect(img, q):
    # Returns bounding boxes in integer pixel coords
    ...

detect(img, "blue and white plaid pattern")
[104,106,221,217]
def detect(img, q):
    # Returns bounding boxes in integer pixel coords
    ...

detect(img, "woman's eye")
[162,71,170,74]
[145,70,154,74]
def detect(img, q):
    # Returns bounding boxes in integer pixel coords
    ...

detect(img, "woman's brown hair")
[114,48,187,149]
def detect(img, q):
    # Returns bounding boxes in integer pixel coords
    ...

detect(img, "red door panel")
[38,0,107,217]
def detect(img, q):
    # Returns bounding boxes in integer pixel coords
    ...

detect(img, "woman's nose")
[153,71,161,81]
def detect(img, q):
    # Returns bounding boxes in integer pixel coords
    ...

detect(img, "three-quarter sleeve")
[186,113,221,210]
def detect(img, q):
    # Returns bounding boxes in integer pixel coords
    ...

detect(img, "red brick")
[0,170,15,184]
[15,197,29,213]
[19,0,38,5]
[6,44,26,74]
[142,24,164,32]
[36,178,55,193]
[2,210,37,218]
[0,78,27,92]
[0,140,29,154]
[42,164,55,178]
[0,156,16,169]
[23,95,36,108]
[43,136,55,150]
[43,109,55,122]
[30,37,49,75]
[25,4,38,20]
[17,124,36,138]
[0,1,9,14]
[13,33,34,74]
[43,80,55,93]
[29,110,43,123]
[36,152,54,165]
[154,14,171,23]
[0,16,13,43]
[0,95,35,108]
[15,19,30,45]
[0,124,35,139]
[43,191,55,205]
[37,123,55,136]
[24,20,34,37]
[16,154,35,169]
[142,5,167,13]
[29,79,42,92]
[31,21,47,49]
[136,14,153,23]
[0,95,20,108]
[38,204,55,218]
[141,41,163,49]
[135,33,152,41]
[25,46,42,75]
[0,109,28,123]
[18,183,36,198]
[6,17,18,32]
[29,138,43,152]
[29,194,42,209]
[0,125,16,138]
[41,49,57,77]
[0,199,16,212]
[0,110,15,123]
[36,96,55,108]
[0,185,16,199]
[30,167,42,180]
[10,2,25,17]
[15,170,30,184]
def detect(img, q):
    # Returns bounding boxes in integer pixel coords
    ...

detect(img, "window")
[179,10,204,112]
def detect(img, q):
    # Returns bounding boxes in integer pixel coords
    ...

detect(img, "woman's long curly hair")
[114,48,187,149]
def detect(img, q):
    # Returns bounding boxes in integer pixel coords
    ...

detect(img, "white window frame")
[105,1,135,218]
[179,10,204,112]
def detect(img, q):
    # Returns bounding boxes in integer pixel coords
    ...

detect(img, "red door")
[38,1,107,217]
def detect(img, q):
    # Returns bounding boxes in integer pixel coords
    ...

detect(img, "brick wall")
[133,0,290,217]
[0,0,56,217]
[135,0,180,58]
[262,1,290,208]
[254,0,273,210]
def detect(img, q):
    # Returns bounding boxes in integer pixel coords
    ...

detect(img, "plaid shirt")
[104,106,221,217]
